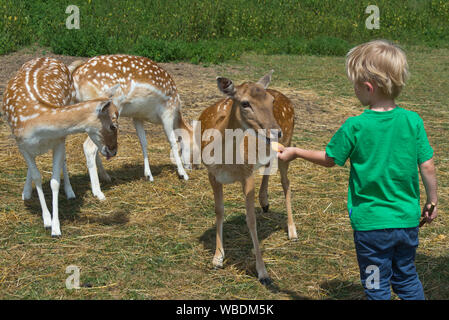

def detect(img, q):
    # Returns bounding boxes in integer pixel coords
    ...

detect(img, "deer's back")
[2,57,74,134]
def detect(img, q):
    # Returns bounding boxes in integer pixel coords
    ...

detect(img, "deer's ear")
[257,70,274,89]
[104,84,120,98]
[96,100,112,115]
[68,59,85,74]
[216,77,236,96]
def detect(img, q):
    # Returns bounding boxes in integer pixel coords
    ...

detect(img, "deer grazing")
[198,71,297,284]
[70,55,192,200]
[2,57,119,236]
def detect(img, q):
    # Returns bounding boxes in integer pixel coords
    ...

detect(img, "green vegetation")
[1,0,449,62]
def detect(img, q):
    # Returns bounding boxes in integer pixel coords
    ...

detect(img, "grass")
[0,45,448,299]
[1,1,448,61]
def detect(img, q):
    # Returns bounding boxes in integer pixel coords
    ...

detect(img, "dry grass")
[0,46,448,299]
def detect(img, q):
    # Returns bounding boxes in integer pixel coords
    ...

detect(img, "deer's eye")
[241,101,251,109]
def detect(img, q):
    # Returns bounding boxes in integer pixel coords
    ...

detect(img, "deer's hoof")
[259,277,273,286]
[178,173,189,181]
[94,192,106,201]
[101,175,112,183]
[212,256,224,269]
[262,205,269,213]
[288,226,298,241]
[43,216,52,229]
[65,189,76,200]
[22,192,32,201]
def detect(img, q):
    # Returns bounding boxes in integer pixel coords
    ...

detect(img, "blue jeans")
[353,227,425,300]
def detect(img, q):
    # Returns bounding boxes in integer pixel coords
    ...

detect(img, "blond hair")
[346,40,409,98]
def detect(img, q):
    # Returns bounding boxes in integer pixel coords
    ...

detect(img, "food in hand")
[270,141,284,152]
[419,202,436,227]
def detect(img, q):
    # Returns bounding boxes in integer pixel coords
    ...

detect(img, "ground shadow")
[318,254,449,300]
[23,162,175,224]
[199,207,309,299]
[416,253,449,300]
[319,280,365,300]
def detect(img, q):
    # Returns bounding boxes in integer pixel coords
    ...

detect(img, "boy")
[278,40,438,300]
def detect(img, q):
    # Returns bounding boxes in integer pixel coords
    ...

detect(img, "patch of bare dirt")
[1,47,322,149]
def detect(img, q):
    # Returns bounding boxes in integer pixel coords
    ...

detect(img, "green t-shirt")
[326,107,433,231]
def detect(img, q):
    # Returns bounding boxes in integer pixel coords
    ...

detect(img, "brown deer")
[70,55,192,200]
[198,71,297,284]
[2,57,119,236]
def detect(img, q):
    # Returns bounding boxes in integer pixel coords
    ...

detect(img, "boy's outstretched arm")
[419,157,438,223]
[277,147,335,167]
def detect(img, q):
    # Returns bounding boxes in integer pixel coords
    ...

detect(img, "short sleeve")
[417,117,433,165]
[325,119,355,166]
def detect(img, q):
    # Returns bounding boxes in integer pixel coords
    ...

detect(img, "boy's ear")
[363,81,374,93]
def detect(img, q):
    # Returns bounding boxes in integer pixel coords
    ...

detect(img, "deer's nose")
[269,128,282,140]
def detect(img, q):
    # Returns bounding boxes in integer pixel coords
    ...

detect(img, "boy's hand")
[277,146,298,162]
[421,202,438,224]
[419,158,438,226]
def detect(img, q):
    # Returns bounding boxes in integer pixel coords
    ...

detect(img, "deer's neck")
[173,108,193,139]
[21,103,98,139]
[226,102,244,131]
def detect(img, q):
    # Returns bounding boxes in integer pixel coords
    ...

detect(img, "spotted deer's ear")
[216,77,236,96]
[68,60,85,74]
[104,84,120,98]
[96,100,112,115]
[257,70,274,89]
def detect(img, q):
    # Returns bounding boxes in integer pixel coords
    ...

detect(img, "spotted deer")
[70,55,192,200]
[2,57,119,236]
[198,71,297,284]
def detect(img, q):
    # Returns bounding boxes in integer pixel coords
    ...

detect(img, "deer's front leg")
[133,118,154,182]
[50,142,65,237]
[162,114,188,181]
[242,175,271,285]
[62,153,76,199]
[279,160,297,240]
[95,149,112,183]
[83,137,105,200]
[208,173,225,268]
[258,174,270,213]
[22,167,33,200]
[20,150,51,229]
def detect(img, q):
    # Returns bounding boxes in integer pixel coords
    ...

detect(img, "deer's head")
[86,99,119,160]
[216,70,282,144]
